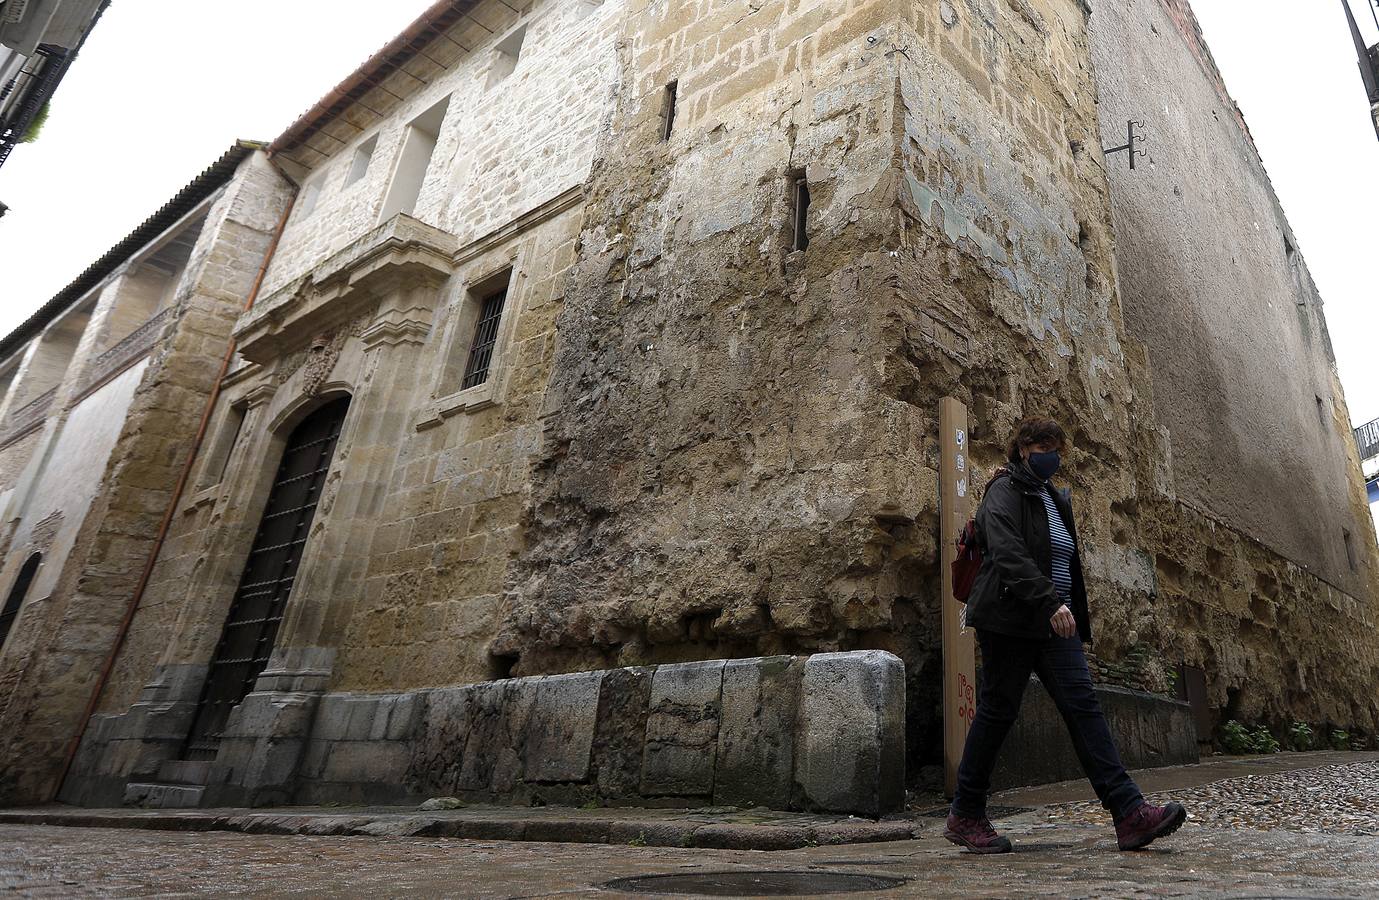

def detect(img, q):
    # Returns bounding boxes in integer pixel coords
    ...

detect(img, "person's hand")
[1050,604,1076,638]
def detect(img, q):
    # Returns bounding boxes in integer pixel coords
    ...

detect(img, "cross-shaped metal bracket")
[1103,119,1149,170]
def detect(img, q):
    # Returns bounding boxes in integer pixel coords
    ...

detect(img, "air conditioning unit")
[2,0,32,25]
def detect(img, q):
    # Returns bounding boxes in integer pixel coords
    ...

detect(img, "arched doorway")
[0,552,42,652]
[183,396,351,760]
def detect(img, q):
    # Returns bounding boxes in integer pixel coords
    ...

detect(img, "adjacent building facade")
[1356,417,1379,534]
[0,0,108,171]
[0,0,1375,811]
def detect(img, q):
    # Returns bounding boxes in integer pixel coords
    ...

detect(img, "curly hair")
[1005,416,1068,464]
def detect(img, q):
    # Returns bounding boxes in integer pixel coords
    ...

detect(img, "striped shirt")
[1039,488,1075,600]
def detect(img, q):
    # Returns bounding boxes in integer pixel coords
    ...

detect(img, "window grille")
[462,288,508,390]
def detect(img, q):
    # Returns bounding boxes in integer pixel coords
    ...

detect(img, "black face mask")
[1028,451,1061,480]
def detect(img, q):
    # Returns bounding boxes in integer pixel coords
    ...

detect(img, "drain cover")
[603,870,907,896]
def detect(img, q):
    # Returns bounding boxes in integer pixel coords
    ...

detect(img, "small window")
[1316,395,1328,427]
[298,174,323,219]
[1344,528,1357,571]
[380,96,450,222]
[0,553,41,652]
[346,135,378,187]
[791,173,810,252]
[662,81,679,141]
[461,282,510,390]
[488,24,528,87]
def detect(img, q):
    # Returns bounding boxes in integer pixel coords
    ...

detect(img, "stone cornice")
[236,215,457,364]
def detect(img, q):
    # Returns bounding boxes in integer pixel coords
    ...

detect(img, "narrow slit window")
[1316,395,1328,427]
[461,284,510,390]
[345,136,378,187]
[1344,528,1357,571]
[792,174,811,252]
[662,81,678,141]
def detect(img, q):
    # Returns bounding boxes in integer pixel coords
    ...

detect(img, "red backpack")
[951,469,1008,603]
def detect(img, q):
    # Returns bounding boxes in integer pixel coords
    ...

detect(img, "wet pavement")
[1,753,1376,898]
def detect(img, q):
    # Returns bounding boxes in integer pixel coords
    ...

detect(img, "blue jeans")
[950,630,1144,823]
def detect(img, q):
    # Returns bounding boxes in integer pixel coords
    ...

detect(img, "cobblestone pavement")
[2,758,1377,898]
[2,818,1375,898]
[1043,760,1379,836]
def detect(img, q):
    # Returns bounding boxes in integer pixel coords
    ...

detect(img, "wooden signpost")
[939,397,976,796]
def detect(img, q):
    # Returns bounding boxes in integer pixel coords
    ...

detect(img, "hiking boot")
[1115,800,1187,850]
[943,812,1013,854]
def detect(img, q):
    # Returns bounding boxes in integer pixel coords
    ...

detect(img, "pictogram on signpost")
[939,397,977,796]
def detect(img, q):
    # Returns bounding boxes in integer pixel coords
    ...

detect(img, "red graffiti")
[956,672,976,726]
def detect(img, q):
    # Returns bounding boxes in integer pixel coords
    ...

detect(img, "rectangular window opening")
[205,403,247,489]
[791,173,811,252]
[460,273,512,391]
[488,24,528,87]
[662,81,679,141]
[1344,528,1357,571]
[346,135,378,187]
[298,173,324,219]
[1316,395,1328,427]
[380,96,450,222]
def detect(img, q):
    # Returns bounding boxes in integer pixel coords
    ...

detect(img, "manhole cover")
[603,870,907,896]
[917,804,1032,819]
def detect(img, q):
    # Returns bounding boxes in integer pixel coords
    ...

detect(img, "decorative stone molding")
[237,215,458,364]
[240,382,279,410]
[27,511,63,556]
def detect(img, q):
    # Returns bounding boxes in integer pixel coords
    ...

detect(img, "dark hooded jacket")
[964,460,1092,643]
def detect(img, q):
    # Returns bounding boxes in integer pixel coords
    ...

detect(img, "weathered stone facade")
[0,143,294,804]
[1,0,1375,811]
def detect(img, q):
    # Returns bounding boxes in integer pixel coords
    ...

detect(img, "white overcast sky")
[0,0,1375,426]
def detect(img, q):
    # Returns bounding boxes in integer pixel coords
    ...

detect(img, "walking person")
[944,416,1187,853]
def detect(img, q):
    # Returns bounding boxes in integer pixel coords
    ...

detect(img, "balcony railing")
[0,386,56,445]
[1356,417,1379,464]
[76,307,171,399]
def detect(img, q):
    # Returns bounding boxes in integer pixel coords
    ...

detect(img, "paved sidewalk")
[3,750,1371,852]
[0,801,919,852]
[1,751,1376,897]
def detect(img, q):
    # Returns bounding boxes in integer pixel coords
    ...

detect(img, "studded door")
[183,397,350,760]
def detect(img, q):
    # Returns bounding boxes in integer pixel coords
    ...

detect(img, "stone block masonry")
[70,651,908,818]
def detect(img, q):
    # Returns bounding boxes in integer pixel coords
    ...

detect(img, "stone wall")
[502,0,1147,772]
[1083,0,1379,733]
[0,153,295,805]
[65,650,906,819]
[993,680,1197,790]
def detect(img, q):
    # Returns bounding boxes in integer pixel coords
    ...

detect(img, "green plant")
[1287,721,1314,751]
[1330,729,1351,751]
[20,102,49,144]
[629,831,647,847]
[1250,725,1279,754]
[1221,720,1253,754]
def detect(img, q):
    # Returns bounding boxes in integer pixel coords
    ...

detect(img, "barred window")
[461,285,508,390]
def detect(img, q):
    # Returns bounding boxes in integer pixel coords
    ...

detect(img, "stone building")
[0,142,294,804]
[1,0,1375,813]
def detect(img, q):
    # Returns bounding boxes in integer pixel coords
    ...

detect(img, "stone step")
[122,782,205,809]
[155,760,213,786]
